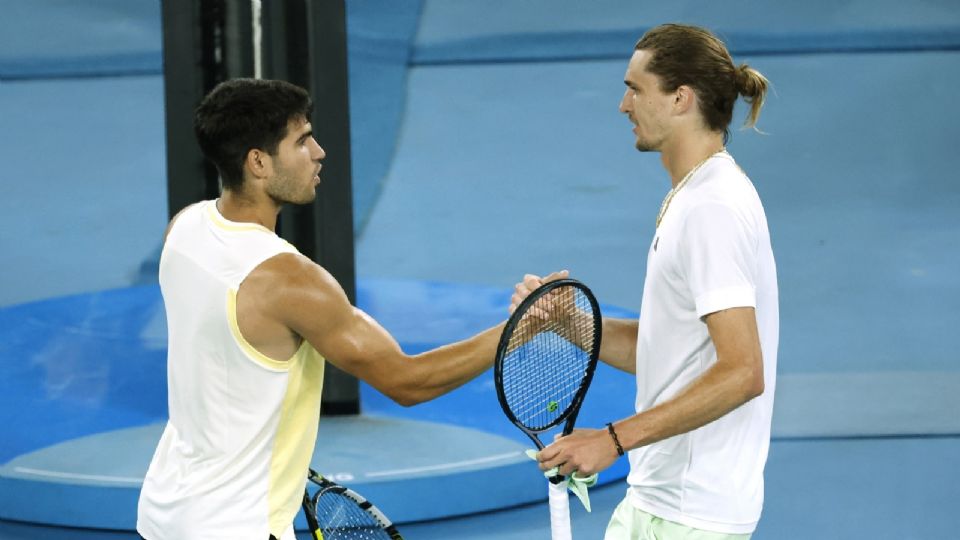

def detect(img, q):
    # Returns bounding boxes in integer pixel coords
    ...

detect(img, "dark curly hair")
[194,79,313,191]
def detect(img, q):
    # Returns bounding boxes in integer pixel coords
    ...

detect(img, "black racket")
[302,468,403,540]
[494,278,602,540]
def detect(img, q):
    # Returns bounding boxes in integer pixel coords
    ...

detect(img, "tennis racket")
[301,468,403,540]
[494,278,602,540]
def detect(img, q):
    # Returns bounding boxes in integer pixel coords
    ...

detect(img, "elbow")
[742,358,765,401]
[379,384,420,407]
[746,376,764,401]
[383,378,432,407]
[367,356,433,407]
[389,390,424,408]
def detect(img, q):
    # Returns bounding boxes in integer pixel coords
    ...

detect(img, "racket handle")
[548,480,572,540]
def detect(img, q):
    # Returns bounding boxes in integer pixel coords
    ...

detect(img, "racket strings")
[502,287,597,431]
[503,336,584,428]
[313,489,393,540]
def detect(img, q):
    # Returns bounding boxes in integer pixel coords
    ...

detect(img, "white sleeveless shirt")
[138,200,325,540]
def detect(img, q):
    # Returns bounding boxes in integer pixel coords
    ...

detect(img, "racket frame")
[494,278,601,540]
[302,468,403,540]
[493,278,602,451]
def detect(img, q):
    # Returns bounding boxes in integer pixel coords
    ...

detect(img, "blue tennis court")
[1,1,958,538]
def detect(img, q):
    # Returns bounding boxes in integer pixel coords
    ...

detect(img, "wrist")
[606,422,625,457]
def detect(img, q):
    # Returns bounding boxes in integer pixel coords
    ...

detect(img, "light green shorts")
[604,497,752,540]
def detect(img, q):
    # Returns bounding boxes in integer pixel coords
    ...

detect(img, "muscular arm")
[538,306,764,477]
[259,253,503,406]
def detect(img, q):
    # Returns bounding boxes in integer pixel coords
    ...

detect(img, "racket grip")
[548,480,572,540]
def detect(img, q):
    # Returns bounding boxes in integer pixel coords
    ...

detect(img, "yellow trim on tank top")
[226,288,307,371]
[206,200,274,233]
[267,345,324,535]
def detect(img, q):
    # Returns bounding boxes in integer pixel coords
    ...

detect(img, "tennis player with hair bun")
[512,24,779,539]
[136,78,566,540]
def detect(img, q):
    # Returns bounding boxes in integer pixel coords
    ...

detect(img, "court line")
[10,466,143,485]
[7,451,530,484]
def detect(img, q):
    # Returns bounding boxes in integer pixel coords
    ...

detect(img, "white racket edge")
[548,480,572,540]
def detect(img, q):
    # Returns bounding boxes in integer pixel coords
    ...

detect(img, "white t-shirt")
[626,153,779,534]
[138,201,326,540]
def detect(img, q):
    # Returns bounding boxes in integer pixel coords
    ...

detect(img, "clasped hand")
[536,428,620,478]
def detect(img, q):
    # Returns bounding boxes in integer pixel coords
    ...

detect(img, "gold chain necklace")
[655,148,726,228]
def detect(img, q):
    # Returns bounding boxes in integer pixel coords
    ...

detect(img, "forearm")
[307,303,503,406]
[396,323,505,405]
[614,358,762,450]
[599,317,638,373]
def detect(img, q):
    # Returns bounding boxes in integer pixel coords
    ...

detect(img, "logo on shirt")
[653,236,660,252]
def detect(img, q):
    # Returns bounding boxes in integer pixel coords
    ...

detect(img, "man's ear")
[673,85,697,115]
[244,148,272,179]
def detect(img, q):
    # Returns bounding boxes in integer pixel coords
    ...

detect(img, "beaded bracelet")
[606,422,625,456]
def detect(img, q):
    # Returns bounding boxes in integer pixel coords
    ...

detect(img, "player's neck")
[217,188,281,231]
[660,132,726,188]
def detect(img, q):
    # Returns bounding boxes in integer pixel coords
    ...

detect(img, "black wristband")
[606,422,625,456]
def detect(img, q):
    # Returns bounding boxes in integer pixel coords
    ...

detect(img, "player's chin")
[287,191,318,205]
[634,141,657,153]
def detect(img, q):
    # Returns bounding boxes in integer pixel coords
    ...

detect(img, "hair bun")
[735,64,751,91]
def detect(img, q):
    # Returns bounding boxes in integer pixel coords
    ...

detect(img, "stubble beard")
[630,115,665,153]
[633,129,665,153]
[634,140,655,152]
[630,121,658,153]
[634,136,659,153]
[266,172,316,206]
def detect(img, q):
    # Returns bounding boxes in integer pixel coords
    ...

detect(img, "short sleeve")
[678,202,757,318]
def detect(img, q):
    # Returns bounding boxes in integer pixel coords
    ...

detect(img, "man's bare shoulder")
[242,252,349,323]
[246,251,326,288]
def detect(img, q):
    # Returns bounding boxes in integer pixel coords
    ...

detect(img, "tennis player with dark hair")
[135,78,561,540]
[513,24,778,539]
